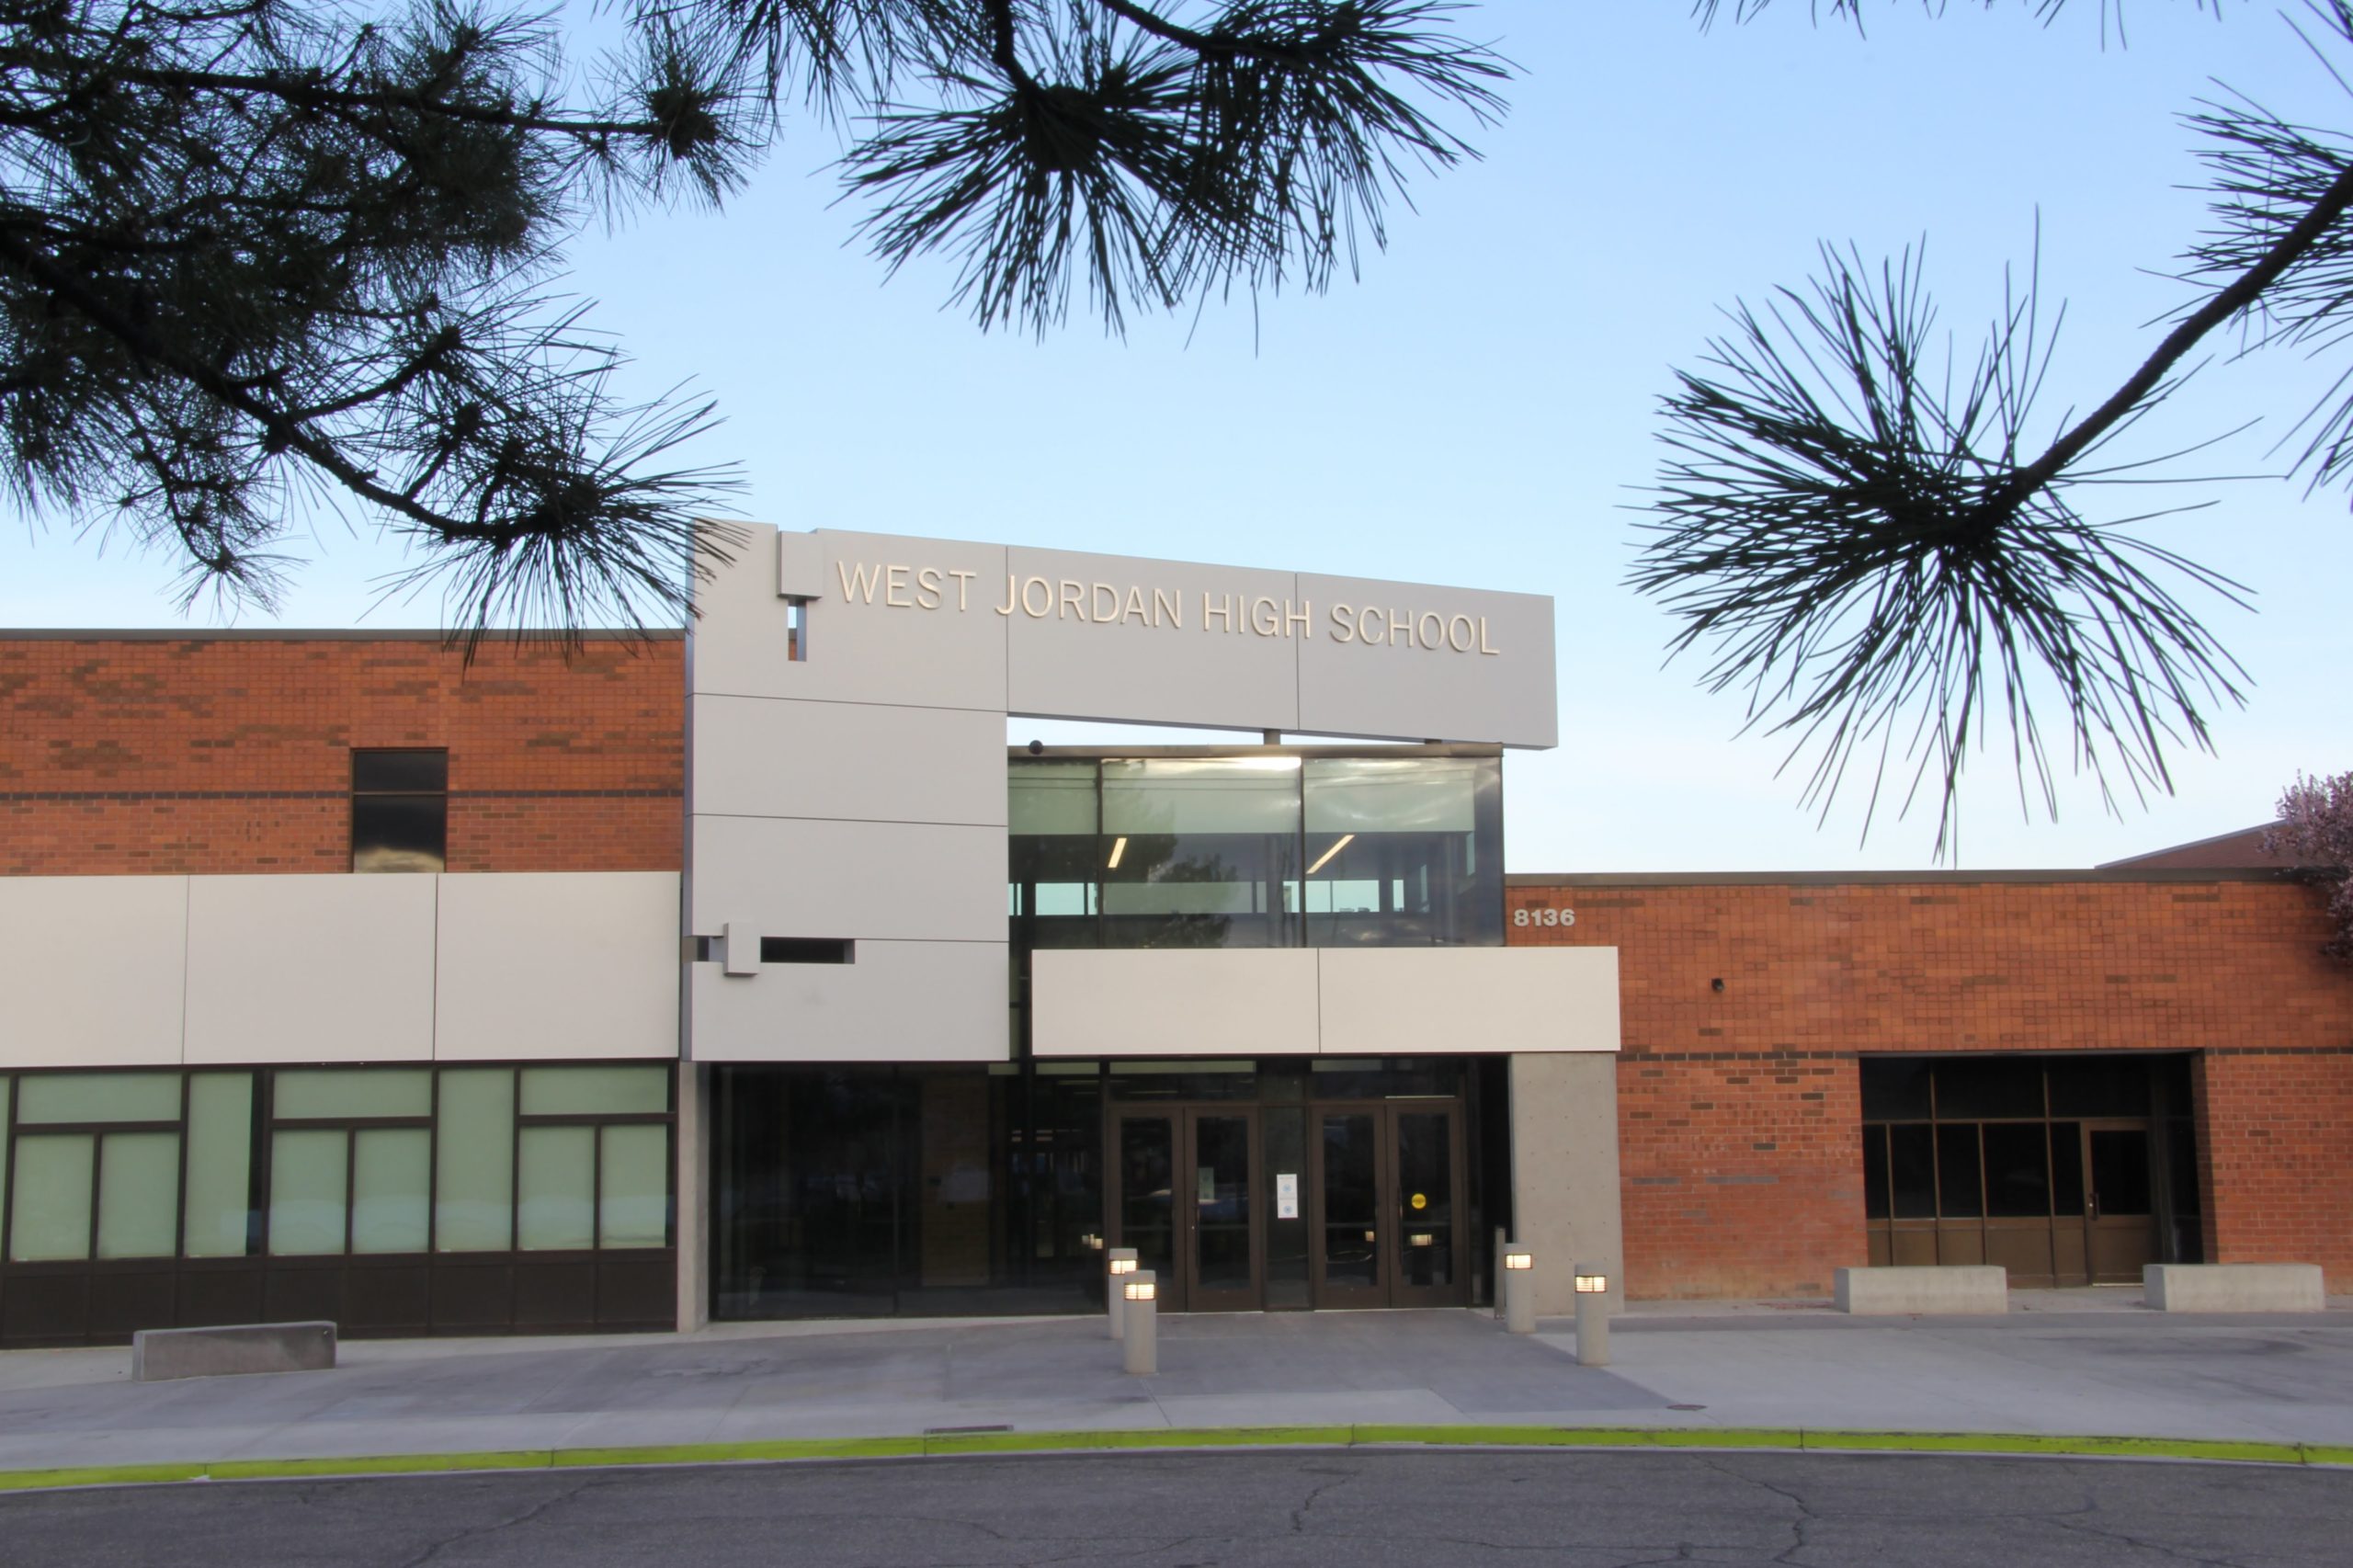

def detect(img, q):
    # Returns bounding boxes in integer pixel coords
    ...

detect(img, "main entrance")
[1109,1097,1471,1312]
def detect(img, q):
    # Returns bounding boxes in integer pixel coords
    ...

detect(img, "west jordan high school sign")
[828,558,1511,655]
[717,527,1558,749]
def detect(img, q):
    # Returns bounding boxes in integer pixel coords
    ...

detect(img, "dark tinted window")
[352,749,447,873]
[1934,1058,2043,1119]
[1935,1124,1983,1218]
[352,750,447,793]
[1860,1059,1932,1121]
[2050,1122,2086,1216]
[1889,1124,1936,1219]
[351,793,446,873]
[2048,1057,2151,1118]
[1983,1123,2052,1217]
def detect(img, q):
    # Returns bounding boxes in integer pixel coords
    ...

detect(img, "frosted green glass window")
[275,1068,431,1120]
[1008,761,1098,835]
[0,1079,10,1234]
[18,1073,180,1124]
[598,1125,669,1248]
[183,1074,254,1258]
[268,1130,348,1255]
[1302,757,1482,833]
[436,1069,515,1252]
[1102,757,1301,835]
[10,1135,94,1261]
[96,1132,180,1259]
[518,1066,668,1119]
[351,1129,429,1254]
[517,1126,595,1249]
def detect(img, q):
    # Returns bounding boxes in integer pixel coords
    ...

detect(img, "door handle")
[2088,1193,2100,1221]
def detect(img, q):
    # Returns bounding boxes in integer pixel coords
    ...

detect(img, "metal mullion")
[1,1074,16,1267]
[86,1129,104,1264]
[12,1120,183,1136]
[591,1119,606,1256]
[508,1065,522,1253]
[513,1113,669,1128]
[426,1070,439,1258]
[272,1117,430,1131]
[172,1072,190,1265]
[251,1072,273,1257]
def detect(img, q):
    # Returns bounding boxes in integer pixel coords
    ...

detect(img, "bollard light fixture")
[1574,1267,1609,1294]
[1123,1273,1156,1303]
[1108,1246,1137,1277]
[1503,1246,1533,1271]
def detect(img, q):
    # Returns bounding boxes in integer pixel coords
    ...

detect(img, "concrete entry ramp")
[2145,1264,2327,1313]
[131,1322,336,1382]
[1835,1266,2007,1315]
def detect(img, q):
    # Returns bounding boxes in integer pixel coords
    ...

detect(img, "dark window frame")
[350,746,449,873]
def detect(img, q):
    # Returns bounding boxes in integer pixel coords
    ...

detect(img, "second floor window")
[352,749,448,872]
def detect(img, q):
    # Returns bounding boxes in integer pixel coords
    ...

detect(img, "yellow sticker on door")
[1410,1192,1427,1210]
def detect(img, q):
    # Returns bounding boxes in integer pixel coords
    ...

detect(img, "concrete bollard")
[1573,1261,1611,1368]
[1502,1241,1535,1334]
[1122,1270,1158,1376]
[1107,1246,1138,1340]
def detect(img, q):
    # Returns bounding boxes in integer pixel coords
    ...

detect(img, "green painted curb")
[1,1425,2345,1493]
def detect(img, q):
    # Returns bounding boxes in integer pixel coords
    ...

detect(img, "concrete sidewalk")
[3,1299,2351,1476]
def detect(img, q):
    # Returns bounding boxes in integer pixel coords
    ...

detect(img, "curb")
[2,1426,2348,1492]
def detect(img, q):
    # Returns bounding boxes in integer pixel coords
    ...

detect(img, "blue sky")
[4,2,2347,871]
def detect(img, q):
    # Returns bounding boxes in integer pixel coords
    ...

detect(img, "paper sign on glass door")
[1276,1173,1299,1220]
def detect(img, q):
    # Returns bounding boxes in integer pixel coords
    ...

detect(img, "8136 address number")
[1512,907,1574,928]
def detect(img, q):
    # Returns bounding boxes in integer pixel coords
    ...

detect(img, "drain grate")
[924,1425,1014,1435]
[1667,1404,1707,1412]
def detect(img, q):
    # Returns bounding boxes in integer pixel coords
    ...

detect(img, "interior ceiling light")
[1107,835,1127,869]
[1305,833,1354,876]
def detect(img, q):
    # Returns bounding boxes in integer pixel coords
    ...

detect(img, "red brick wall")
[0,636,684,874]
[1507,878,2353,1298]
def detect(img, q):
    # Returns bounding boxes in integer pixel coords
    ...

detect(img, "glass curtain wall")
[711,1063,1105,1320]
[711,1057,1499,1320]
[1008,752,1505,955]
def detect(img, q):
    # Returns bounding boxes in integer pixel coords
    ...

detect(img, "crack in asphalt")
[2049,1509,2264,1568]
[390,1473,607,1568]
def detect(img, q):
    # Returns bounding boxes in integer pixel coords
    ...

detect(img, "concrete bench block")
[131,1321,337,1381]
[2143,1264,2326,1313]
[1834,1266,2008,1315]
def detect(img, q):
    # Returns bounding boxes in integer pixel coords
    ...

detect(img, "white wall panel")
[1030,949,1320,1057]
[689,815,1006,942]
[690,696,1005,825]
[436,872,681,1061]
[184,875,437,1063]
[1316,947,1619,1055]
[689,939,1007,1062]
[1005,545,1301,733]
[0,876,188,1067]
[692,525,1009,710]
[1294,574,1557,748]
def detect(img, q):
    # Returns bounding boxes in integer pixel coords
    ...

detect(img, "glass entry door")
[1309,1103,1467,1309]
[1110,1108,1262,1312]
[2082,1121,2157,1284]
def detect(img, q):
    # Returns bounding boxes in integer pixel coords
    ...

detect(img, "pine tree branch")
[1985,156,2353,517]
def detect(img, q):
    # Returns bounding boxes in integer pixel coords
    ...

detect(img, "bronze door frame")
[1307,1101,1470,1310]
[1108,1106,1265,1313]
[2080,1119,2158,1285]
